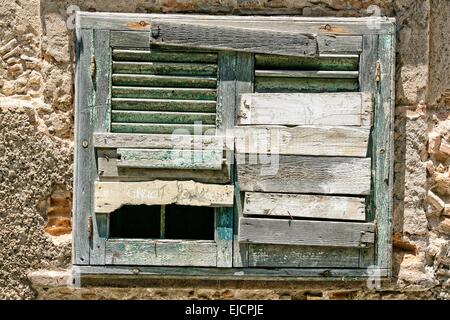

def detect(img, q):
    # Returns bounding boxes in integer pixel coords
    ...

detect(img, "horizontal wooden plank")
[238,92,372,126]
[77,265,389,281]
[239,217,375,247]
[255,70,359,79]
[94,133,225,149]
[234,126,370,157]
[243,192,365,221]
[150,21,317,56]
[248,245,362,268]
[110,31,150,48]
[112,86,217,100]
[111,110,216,125]
[105,240,217,266]
[317,35,362,53]
[236,155,371,195]
[116,148,223,170]
[255,54,359,71]
[112,61,217,76]
[254,77,358,93]
[95,180,233,213]
[112,49,218,63]
[112,98,216,113]
[77,12,395,35]
[97,149,230,183]
[111,123,216,135]
[112,74,217,88]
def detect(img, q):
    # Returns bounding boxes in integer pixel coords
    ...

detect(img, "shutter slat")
[111,123,216,135]
[255,54,359,71]
[112,98,216,112]
[111,110,216,125]
[112,74,217,88]
[113,61,217,76]
[255,70,359,79]
[255,77,358,93]
[112,49,218,63]
[112,86,217,100]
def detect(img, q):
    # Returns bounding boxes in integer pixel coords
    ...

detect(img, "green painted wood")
[77,265,390,281]
[239,217,375,248]
[248,245,362,268]
[93,29,111,132]
[215,207,233,267]
[112,49,218,63]
[255,70,359,79]
[105,240,217,266]
[232,52,254,268]
[73,28,95,265]
[111,98,216,113]
[90,213,108,265]
[374,33,395,274]
[112,86,217,100]
[255,54,359,71]
[111,123,216,135]
[254,77,359,93]
[216,52,236,133]
[111,110,216,125]
[112,61,217,76]
[116,148,223,170]
[112,74,217,88]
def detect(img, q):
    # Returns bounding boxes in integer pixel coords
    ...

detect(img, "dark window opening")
[109,204,215,240]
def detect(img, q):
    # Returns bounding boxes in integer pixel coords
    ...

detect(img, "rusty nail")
[324,24,332,31]
[82,140,89,148]
[380,148,385,155]
[139,21,146,27]
[132,268,140,275]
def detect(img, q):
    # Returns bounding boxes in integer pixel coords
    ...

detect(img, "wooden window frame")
[73,12,395,280]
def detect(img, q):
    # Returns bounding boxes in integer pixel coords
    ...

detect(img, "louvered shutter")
[74,13,395,278]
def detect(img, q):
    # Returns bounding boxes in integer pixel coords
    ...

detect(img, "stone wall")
[0,0,449,299]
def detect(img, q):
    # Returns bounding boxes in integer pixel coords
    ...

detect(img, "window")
[73,12,395,278]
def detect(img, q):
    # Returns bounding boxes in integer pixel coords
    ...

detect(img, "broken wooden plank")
[237,92,372,126]
[94,180,234,213]
[105,239,217,266]
[150,21,317,56]
[234,125,370,157]
[236,155,371,195]
[112,86,217,100]
[116,148,223,170]
[243,192,366,221]
[248,245,362,268]
[112,49,218,63]
[94,132,224,149]
[239,217,375,247]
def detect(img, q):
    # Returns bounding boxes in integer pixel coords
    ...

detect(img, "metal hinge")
[375,61,381,82]
[87,216,93,239]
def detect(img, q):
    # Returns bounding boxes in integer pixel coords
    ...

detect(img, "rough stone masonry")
[0,0,449,299]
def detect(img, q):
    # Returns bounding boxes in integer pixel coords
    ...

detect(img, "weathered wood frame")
[73,12,395,279]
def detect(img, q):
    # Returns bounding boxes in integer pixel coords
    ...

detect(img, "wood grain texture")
[112,98,216,113]
[110,31,150,48]
[112,86,216,100]
[105,240,217,266]
[234,125,370,157]
[111,110,216,125]
[150,21,317,56]
[243,192,366,221]
[116,148,223,170]
[216,51,236,133]
[90,213,108,265]
[255,54,359,71]
[94,132,224,149]
[239,217,375,247]
[112,74,217,88]
[215,207,233,267]
[236,155,371,195]
[237,92,372,126]
[254,77,359,93]
[112,61,217,76]
[93,29,111,132]
[255,70,359,79]
[112,49,217,63]
[97,149,230,183]
[317,35,362,53]
[111,123,216,135]
[73,28,94,265]
[94,180,233,213]
[248,245,362,268]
